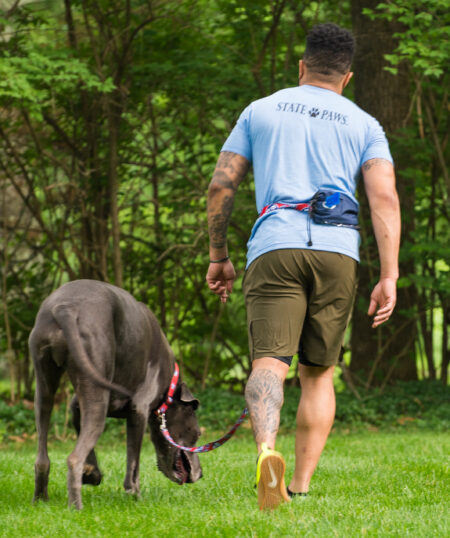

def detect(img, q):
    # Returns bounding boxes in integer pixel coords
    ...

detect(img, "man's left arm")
[206,151,250,303]
[362,158,401,328]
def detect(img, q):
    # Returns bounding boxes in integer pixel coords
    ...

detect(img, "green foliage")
[197,381,450,433]
[0,0,447,398]
[332,381,450,430]
[1,381,448,442]
[0,398,35,437]
[363,0,450,77]
[0,52,114,102]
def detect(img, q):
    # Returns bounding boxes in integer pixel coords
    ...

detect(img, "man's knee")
[245,365,285,409]
[251,356,290,377]
[298,363,335,381]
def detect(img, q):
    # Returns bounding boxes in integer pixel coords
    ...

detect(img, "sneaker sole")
[257,453,290,510]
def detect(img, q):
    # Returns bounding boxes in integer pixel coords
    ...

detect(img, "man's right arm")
[362,158,401,328]
[206,151,250,302]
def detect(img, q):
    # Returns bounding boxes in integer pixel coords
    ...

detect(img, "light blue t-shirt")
[221,84,393,268]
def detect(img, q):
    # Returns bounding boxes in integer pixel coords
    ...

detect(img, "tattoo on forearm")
[207,152,249,249]
[209,195,234,248]
[245,369,284,445]
[209,170,237,191]
[362,158,391,171]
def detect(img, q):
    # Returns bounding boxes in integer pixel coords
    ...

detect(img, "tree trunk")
[108,94,123,287]
[441,298,449,385]
[1,184,16,402]
[350,0,418,386]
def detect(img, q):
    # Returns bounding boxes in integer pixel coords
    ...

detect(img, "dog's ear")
[178,382,200,410]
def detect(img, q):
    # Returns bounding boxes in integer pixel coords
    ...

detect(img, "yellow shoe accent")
[255,443,290,510]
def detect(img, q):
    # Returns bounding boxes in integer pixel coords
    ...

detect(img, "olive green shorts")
[243,249,358,367]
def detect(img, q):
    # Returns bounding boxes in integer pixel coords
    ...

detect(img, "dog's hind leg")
[67,383,108,510]
[32,344,63,503]
[70,396,103,486]
[123,410,147,496]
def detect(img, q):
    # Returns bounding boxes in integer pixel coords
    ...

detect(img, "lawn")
[0,429,448,537]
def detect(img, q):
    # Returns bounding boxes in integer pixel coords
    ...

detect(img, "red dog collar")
[155,362,180,416]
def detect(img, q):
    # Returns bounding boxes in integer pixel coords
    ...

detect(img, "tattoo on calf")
[245,369,284,444]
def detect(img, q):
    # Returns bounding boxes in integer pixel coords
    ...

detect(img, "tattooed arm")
[206,151,250,303]
[362,158,401,328]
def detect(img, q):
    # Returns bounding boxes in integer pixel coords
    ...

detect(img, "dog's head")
[149,382,202,485]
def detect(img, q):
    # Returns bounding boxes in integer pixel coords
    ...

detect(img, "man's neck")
[299,79,343,95]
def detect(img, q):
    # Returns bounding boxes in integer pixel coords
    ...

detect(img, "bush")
[0,381,448,443]
[196,381,450,433]
[333,381,450,431]
[0,399,36,438]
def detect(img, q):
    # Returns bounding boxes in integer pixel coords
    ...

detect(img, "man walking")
[206,23,400,510]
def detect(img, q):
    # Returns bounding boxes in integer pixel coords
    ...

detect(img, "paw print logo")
[309,107,320,118]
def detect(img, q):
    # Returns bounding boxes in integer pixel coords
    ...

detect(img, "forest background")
[0,0,448,406]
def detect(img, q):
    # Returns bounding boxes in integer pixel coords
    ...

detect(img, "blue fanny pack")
[309,190,360,230]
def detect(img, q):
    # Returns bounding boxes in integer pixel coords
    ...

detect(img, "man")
[206,23,400,511]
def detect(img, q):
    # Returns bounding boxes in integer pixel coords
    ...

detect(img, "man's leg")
[245,357,290,451]
[245,356,291,510]
[288,364,335,494]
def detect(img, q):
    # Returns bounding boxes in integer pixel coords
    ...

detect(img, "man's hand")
[368,277,397,328]
[206,259,236,303]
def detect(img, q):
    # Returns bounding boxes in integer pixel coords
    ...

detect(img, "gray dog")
[29,279,202,509]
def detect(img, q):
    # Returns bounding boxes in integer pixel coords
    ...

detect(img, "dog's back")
[29,279,160,397]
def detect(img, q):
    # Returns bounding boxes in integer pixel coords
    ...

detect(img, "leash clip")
[159,412,167,431]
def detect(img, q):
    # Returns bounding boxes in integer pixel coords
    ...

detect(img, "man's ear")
[178,382,200,410]
[298,59,306,84]
[342,71,353,90]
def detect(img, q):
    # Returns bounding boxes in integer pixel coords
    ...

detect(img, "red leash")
[156,362,248,453]
[160,407,248,453]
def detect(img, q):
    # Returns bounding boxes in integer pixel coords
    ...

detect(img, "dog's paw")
[82,464,102,486]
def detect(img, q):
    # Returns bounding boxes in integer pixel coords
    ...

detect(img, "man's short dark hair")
[304,23,354,76]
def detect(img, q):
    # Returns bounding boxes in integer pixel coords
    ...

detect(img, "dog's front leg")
[123,410,146,496]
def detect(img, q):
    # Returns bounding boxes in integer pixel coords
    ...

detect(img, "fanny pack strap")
[259,201,310,218]
[257,190,360,247]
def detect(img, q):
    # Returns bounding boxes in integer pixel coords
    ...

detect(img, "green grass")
[1,430,448,537]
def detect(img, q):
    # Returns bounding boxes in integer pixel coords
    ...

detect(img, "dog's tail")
[51,303,132,398]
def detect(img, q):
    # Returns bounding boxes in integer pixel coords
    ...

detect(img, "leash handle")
[160,408,248,453]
